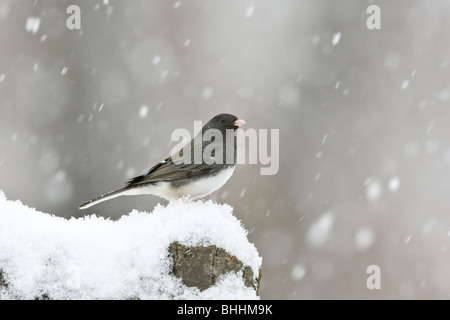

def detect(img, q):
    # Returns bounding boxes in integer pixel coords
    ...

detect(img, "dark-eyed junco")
[79,113,246,209]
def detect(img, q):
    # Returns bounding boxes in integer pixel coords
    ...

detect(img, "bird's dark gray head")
[203,113,246,133]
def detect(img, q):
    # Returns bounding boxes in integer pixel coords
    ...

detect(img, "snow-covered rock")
[0,191,261,300]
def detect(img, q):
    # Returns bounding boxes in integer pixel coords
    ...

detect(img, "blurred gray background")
[1,0,450,299]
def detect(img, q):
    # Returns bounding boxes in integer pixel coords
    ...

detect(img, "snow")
[364,177,382,202]
[201,86,214,100]
[45,170,74,203]
[388,176,400,192]
[401,79,410,90]
[335,81,340,89]
[139,104,149,118]
[354,228,375,251]
[421,219,437,237]
[305,212,334,248]
[403,235,411,244]
[0,191,261,300]
[245,6,254,18]
[291,263,306,282]
[160,70,168,79]
[152,55,161,65]
[331,32,342,46]
[125,167,136,179]
[25,16,40,34]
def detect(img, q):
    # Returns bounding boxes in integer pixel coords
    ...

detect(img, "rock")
[0,269,6,289]
[168,242,261,294]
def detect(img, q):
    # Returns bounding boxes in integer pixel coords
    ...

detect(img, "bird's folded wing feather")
[125,137,213,187]
[125,157,215,187]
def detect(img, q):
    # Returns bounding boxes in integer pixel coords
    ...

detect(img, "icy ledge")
[0,191,262,300]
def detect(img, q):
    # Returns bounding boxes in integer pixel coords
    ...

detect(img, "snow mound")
[0,191,261,300]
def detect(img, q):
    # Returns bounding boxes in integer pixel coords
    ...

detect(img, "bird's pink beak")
[233,119,247,127]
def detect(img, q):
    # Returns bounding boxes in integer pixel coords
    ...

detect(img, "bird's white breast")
[175,166,235,199]
[131,166,236,200]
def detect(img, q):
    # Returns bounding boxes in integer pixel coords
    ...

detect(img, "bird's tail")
[79,187,133,209]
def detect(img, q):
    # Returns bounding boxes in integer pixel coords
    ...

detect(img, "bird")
[79,113,246,209]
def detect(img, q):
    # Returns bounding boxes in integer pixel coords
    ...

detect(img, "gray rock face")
[168,242,261,294]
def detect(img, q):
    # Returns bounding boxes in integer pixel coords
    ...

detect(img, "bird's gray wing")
[125,138,216,187]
